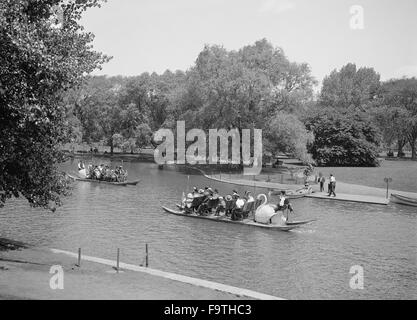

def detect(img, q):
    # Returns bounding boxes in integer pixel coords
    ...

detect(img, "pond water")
[0,160,416,299]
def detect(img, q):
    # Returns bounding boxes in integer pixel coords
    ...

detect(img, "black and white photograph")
[0,0,416,305]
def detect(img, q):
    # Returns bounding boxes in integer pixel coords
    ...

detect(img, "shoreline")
[63,154,417,202]
[0,240,281,300]
[190,167,417,205]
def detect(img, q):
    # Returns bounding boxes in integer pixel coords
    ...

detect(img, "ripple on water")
[0,161,416,299]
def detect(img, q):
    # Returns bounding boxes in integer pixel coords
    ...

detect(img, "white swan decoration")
[254,194,283,225]
[78,168,87,179]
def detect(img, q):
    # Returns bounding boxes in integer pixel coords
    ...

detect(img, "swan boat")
[162,194,315,231]
[68,169,140,186]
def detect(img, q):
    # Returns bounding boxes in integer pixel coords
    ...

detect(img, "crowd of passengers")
[78,161,128,182]
[181,187,293,221]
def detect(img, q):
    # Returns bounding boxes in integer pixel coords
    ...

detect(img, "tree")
[372,104,408,156]
[373,78,417,159]
[132,123,153,150]
[114,123,153,154]
[0,0,109,210]
[163,40,316,167]
[320,63,381,111]
[99,103,124,155]
[264,112,314,164]
[305,109,381,166]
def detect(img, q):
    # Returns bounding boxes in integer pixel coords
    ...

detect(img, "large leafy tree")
[373,78,417,159]
[179,39,316,130]
[320,63,381,111]
[0,0,109,209]
[264,112,314,164]
[305,109,381,167]
[164,39,316,163]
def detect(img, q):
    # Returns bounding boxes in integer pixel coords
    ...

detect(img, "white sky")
[81,0,417,86]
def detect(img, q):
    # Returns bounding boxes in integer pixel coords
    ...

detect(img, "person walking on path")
[320,176,325,192]
[328,174,336,197]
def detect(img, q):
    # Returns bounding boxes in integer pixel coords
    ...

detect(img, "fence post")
[77,248,81,267]
[145,244,149,268]
[116,248,120,273]
[384,177,392,199]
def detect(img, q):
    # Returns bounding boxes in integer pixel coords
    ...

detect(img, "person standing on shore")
[320,176,325,192]
[328,174,336,197]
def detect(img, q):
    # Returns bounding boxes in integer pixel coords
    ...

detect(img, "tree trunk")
[397,138,406,157]
[411,140,416,160]
[110,138,114,156]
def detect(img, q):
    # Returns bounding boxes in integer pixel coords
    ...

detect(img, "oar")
[286,204,296,223]
[181,175,190,209]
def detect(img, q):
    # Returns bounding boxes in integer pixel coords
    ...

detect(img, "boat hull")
[390,193,417,207]
[162,206,299,231]
[270,187,313,199]
[68,174,140,186]
[285,220,316,226]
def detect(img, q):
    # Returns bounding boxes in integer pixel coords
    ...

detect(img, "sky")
[80,0,417,86]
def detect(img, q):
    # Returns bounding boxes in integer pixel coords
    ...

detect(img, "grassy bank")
[0,239,257,300]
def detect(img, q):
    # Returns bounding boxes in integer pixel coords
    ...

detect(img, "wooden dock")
[306,193,390,205]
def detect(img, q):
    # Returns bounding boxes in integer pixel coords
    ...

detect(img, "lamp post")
[384,177,392,199]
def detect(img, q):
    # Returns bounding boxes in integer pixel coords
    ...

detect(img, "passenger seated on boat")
[215,196,226,216]
[114,166,127,182]
[203,187,214,197]
[186,192,206,213]
[244,191,255,203]
[182,193,194,214]
[224,195,235,216]
[212,189,219,199]
[85,164,93,179]
[103,166,113,182]
[231,194,245,221]
[93,166,101,180]
[197,189,208,203]
[198,197,219,215]
[275,191,294,213]
[192,187,199,197]
[241,200,255,219]
[196,188,216,214]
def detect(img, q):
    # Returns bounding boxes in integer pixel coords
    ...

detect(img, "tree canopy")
[69,39,317,165]
[0,0,109,209]
[320,63,381,111]
[305,109,381,166]
[372,78,417,159]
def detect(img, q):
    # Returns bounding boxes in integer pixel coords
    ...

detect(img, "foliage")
[0,0,109,209]
[160,39,317,164]
[264,112,314,164]
[320,63,381,111]
[70,71,185,153]
[305,109,381,167]
[372,78,417,159]
[167,39,316,132]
